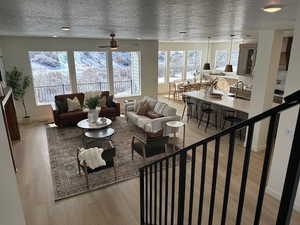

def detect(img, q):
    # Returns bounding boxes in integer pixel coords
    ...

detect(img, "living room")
[1,1,300,225]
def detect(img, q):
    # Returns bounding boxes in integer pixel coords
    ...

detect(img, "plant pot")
[88,109,98,123]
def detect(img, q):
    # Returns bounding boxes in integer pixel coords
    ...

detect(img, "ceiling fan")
[98,33,118,50]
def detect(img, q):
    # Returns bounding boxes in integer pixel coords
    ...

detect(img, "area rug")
[46,117,184,200]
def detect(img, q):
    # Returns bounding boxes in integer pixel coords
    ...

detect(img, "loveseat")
[125,96,180,134]
[52,91,120,127]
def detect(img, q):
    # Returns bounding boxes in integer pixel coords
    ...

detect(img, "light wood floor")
[13,95,299,225]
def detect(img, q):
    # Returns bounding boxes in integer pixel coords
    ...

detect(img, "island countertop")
[183,90,251,114]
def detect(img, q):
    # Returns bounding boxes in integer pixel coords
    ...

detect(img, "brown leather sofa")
[52,91,120,127]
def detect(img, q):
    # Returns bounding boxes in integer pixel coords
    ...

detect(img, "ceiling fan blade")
[97,46,110,48]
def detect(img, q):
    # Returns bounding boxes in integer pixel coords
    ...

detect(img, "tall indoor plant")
[6,67,31,118]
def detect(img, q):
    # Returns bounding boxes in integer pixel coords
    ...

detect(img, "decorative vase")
[88,109,98,123]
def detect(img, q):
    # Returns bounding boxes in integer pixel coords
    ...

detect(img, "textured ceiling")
[0,0,298,41]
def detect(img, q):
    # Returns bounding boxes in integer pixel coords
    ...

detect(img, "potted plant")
[85,96,100,123]
[6,67,31,119]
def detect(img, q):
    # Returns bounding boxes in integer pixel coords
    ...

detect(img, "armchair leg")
[83,162,89,189]
[131,147,134,160]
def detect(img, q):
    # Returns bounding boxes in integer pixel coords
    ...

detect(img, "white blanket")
[78,147,106,169]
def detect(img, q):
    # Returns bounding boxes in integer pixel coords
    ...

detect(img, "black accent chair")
[131,136,169,160]
[77,140,116,188]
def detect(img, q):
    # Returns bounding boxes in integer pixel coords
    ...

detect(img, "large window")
[231,49,239,72]
[169,51,185,82]
[74,51,109,92]
[112,52,141,97]
[158,51,167,83]
[186,50,202,79]
[28,51,71,105]
[215,50,228,71]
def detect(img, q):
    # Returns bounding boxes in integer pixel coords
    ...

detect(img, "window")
[74,51,109,93]
[230,49,239,72]
[186,50,202,79]
[158,51,167,83]
[215,50,228,71]
[28,51,71,105]
[169,51,184,82]
[112,52,141,97]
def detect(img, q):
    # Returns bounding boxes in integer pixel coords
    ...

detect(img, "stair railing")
[139,90,300,225]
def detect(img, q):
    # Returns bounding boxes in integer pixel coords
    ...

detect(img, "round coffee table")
[77,118,112,130]
[85,128,115,139]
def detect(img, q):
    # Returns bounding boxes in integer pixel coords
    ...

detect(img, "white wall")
[0,37,158,122]
[267,6,300,211]
[0,107,26,225]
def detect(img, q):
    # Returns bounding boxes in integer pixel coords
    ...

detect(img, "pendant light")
[203,37,211,70]
[225,34,234,72]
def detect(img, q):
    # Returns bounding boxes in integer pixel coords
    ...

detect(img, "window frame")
[111,51,141,98]
[73,51,110,93]
[186,50,202,80]
[214,49,228,71]
[28,50,71,106]
[168,50,185,82]
[158,51,167,84]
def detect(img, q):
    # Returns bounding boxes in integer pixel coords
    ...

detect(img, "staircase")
[139,90,300,225]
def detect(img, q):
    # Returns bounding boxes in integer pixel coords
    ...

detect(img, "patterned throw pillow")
[153,102,167,114]
[67,97,82,112]
[136,101,149,115]
[98,95,107,107]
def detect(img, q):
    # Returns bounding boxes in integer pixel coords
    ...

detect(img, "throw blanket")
[78,147,106,169]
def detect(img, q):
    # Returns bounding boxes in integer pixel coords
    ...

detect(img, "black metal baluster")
[208,137,220,225]
[254,113,280,225]
[177,151,187,225]
[155,163,158,225]
[150,165,153,225]
[235,124,254,225]
[220,131,236,225]
[171,155,176,225]
[165,158,169,225]
[145,166,148,225]
[276,108,300,225]
[188,147,196,225]
[197,142,207,225]
[159,161,163,225]
[140,168,145,225]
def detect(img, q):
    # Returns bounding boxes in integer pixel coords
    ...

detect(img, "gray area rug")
[46,117,181,200]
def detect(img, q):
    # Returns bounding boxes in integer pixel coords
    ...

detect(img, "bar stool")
[198,103,218,131]
[181,96,195,122]
[222,109,243,139]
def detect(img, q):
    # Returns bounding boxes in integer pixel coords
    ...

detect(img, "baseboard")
[266,186,300,212]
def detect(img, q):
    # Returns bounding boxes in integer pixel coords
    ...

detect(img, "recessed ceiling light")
[52,35,57,38]
[262,4,284,13]
[61,26,71,31]
[179,31,187,34]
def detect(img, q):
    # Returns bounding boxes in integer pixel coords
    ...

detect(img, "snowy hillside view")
[29,51,141,104]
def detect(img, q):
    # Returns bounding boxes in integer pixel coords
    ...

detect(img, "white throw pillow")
[67,97,81,112]
[153,102,167,115]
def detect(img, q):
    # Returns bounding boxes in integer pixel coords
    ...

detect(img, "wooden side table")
[165,121,186,151]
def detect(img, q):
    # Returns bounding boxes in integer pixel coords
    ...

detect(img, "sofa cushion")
[55,99,68,113]
[58,110,86,120]
[67,97,82,112]
[107,95,115,107]
[143,97,157,111]
[146,111,164,119]
[101,106,117,114]
[137,101,149,115]
[154,102,167,114]
[134,99,145,112]
[127,111,152,129]
[161,105,177,116]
